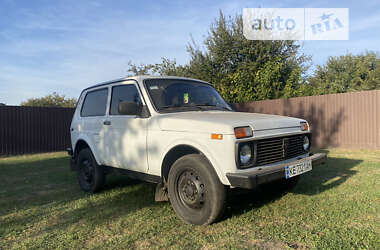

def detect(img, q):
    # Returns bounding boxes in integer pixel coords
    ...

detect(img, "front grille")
[255,135,307,166]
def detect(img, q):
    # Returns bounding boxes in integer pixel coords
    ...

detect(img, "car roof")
[82,75,211,92]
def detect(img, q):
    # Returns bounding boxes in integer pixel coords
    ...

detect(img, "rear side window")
[110,84,141,115]
[81,88,108,117]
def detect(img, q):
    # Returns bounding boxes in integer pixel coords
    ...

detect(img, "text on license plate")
[285,159,312,179]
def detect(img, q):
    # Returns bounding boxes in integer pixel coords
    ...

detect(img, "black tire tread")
[168,154,226,225]
[77,148,105,193]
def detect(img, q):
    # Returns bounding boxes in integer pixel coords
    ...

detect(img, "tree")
[127,58,190,77]
[128,11,309,103]
[21,92,77,108]
[309,51,380,95]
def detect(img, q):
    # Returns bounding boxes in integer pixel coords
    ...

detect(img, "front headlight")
[239,144,252,165]
[303,136,310,151]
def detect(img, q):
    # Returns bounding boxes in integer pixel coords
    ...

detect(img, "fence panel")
[1,90,379,155]
[235,90,380,149]
[0,106,75,155]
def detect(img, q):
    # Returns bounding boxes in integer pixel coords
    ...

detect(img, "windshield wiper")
[160,104,181,109]
[194,104,232,111]
[159,104,231,112]
[159,105,202,111]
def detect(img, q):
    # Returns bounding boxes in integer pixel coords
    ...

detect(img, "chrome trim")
[253,126,303,132]
[236,131,309,143]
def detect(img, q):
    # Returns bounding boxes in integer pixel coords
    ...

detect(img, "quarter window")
[110,84,142,115]
[81,88,108,117]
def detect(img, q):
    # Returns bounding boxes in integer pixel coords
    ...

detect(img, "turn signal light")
[234,127,253,139]
[211,133,223,140]
[300,122,309,131]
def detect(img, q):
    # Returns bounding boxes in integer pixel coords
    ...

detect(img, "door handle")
[103,120,111,126]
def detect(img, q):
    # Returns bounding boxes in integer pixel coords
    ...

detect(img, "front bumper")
[226,153,326,189]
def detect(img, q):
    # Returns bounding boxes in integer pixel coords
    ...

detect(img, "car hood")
[155,111,305,134]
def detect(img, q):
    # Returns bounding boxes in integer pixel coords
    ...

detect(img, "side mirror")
[118,101,142,116]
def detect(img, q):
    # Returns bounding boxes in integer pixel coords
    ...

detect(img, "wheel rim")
[177,169,205,209]
[80,158,94,186]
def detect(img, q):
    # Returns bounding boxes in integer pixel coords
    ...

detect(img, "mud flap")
[155,181,169,202]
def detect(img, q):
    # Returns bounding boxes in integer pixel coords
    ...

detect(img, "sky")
[0,0,379,105]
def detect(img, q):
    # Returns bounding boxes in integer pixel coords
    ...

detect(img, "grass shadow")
[292,156,362,196]
[102,173,142,190]
[1,173,160,239]
[223,155,362,219]
[40,181,161,234]
[0,155,161,238]
[223,186,287,219]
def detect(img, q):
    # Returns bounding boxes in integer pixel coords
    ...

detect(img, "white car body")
[70,75,323,188]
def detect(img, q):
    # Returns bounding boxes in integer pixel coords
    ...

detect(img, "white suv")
[68,76,326,225]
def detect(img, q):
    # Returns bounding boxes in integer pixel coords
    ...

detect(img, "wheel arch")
[160,144,225,185]
[73,138,101,165]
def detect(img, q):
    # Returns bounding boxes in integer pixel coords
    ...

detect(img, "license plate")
[285,159,312,179]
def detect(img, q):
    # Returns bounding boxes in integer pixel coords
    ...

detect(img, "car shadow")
[291,156,362,196]
[223,155,362,219]
[102,174,142,190]
[99,154,363,223]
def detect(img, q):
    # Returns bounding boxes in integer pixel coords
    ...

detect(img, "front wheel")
[77,148,105,193]
[168,154,226,225]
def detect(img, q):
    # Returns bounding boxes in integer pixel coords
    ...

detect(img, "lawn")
[0,149,379,249]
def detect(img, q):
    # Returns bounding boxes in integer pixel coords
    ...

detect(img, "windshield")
[144,79,232,113]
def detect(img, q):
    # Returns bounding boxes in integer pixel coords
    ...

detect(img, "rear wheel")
[168,154,226,225]
[77,148,105,193]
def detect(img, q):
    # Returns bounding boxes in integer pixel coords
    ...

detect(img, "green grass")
[0,149,379,249]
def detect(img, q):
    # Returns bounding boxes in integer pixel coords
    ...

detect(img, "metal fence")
[235,90,380,149]
[0,106,75,155]
[1,90,379,156]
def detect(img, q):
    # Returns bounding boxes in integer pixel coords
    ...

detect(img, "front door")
[102,82,148,173]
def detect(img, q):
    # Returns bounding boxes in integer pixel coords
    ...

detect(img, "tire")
[168,154,226,225]
[77,148,105,193]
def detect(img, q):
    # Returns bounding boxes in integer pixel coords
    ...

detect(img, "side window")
[110,84,142,115]
[81,88,108,117]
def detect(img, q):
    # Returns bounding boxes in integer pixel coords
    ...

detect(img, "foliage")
[21,92,77,108]
[127,58,190,77]
[128,11,309,103]
[308,51,380,95]
[128,11,380,102]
